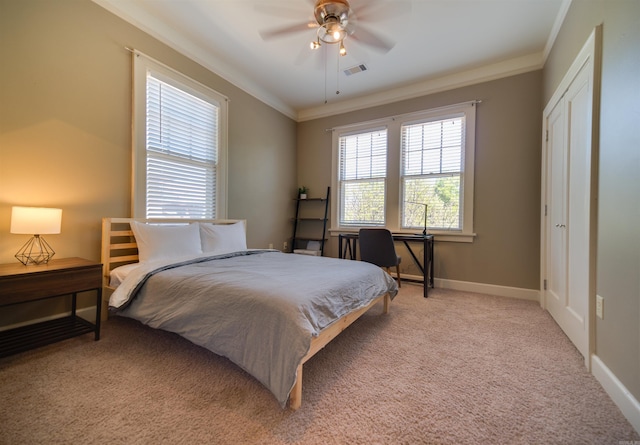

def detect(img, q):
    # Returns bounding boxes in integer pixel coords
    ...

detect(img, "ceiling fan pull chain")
[336,50,340,96]
[324,45,329,104]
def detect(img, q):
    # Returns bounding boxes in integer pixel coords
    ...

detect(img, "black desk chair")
[358,228,402,288]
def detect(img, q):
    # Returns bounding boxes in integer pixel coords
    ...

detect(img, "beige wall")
[3,0,638,413]
[298,71,543,290]
[544,0,640,401]
[0,0,296,326]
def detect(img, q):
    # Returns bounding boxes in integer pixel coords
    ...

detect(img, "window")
[132,52,228,219]
[338,127,387,226]
[401,114,464,231]
[332,102,476,241]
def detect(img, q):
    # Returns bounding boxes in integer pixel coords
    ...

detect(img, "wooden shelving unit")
[291,186,330,256]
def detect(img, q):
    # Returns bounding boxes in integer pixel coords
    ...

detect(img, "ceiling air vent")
[344,64,368,76]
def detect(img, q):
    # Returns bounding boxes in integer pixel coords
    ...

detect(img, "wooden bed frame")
[101,217,391,410]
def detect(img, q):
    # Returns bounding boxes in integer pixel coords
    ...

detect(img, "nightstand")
[0,257,102,357]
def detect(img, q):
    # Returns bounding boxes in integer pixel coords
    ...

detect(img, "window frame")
[331,102,477,242]
[337,125,389,227]
[132,51,228,219]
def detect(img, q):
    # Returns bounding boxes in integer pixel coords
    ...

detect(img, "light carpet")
[1,284,638,444]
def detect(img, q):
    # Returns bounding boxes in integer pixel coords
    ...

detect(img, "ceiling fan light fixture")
[310,39,321,50]
[314,0,351,25]
[317,20,346,44]
[339,41,347,56]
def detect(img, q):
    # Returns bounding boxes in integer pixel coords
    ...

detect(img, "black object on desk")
[338,232,434,298]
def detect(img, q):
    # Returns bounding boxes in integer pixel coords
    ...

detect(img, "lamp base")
[15,235,56,265]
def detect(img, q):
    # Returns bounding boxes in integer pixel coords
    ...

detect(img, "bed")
[101,217,398,409]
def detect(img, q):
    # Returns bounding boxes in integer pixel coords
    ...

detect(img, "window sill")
[329,228,476,243]
[429,231,476,243]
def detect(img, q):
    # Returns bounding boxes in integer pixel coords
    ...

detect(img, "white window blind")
[402,115,464,230]
[338,128,387,226]
[132,51,228,220]
[331,102,476,241]
[145,74,218,219]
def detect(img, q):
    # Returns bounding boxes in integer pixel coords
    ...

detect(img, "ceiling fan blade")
[294,43,325,71]
[254,4,312,21]
[259,22,317,41]
[350,0,412,22]
[349,25,395,53]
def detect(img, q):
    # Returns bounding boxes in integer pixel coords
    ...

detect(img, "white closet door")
[541,27,600,366]
[545,98,568,328]
[545,62,591,359]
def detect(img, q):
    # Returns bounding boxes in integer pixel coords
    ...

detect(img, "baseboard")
[431,276,540,301]
[591,355,640,434]
[0,306,97,332]
[398,273,539,301]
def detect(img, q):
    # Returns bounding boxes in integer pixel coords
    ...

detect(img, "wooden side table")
[0,257,102,357]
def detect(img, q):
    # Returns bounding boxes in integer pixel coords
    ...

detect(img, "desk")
[338,233,434,298]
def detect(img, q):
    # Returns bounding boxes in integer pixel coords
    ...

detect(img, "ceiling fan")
[259,0,410,57]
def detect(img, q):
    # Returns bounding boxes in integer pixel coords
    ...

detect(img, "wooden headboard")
[101,217,244,294]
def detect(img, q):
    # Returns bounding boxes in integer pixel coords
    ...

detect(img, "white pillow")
[199,221,247,255]
[109,262,140,287]
[130,221,202,263]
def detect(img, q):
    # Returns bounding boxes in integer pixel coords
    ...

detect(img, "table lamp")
[10,206,62,265]
[406,202,428,236]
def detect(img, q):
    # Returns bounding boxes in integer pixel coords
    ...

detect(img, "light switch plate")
[596,295,604,319]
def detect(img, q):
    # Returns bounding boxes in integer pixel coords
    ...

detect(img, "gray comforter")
[109,250,398,407]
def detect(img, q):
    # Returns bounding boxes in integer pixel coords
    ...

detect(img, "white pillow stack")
[130,220,247,263]
[199,221,247,255]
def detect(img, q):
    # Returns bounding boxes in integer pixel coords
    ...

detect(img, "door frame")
[540,26,602,369]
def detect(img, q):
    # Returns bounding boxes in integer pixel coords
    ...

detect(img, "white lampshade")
[10,206,62,235]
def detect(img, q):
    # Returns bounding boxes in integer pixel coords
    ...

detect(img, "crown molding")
[296,52,545,122]
[92,0,299,120]
[543,0,573,62]
[93,0,557,123]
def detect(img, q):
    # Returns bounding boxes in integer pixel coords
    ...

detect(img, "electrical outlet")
[596,295,604,319]
[283,241,288,251]
[268,243,273,249]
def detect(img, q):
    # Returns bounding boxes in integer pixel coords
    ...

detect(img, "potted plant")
[298,186,308,199]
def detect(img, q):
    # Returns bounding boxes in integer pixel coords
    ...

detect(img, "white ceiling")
[93,0,570,121]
